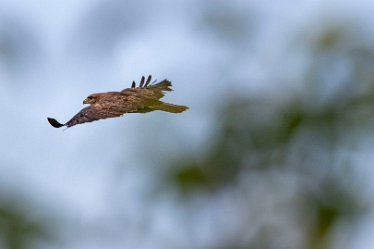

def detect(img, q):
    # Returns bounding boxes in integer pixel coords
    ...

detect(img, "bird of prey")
[47,75,188,128]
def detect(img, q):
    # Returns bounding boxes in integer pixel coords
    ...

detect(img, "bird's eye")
[87,96,93,100]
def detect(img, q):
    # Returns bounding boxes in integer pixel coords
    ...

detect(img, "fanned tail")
[150,103,189,113]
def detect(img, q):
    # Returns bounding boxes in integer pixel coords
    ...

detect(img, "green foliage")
[0,197,56,249]
[162,28,374,246]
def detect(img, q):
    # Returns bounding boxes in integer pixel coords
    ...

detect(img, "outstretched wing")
[48,91,163,128]
[48,105,125,128]
[63,105,121,127]
[63,93,158,127]
[122,75,188,114]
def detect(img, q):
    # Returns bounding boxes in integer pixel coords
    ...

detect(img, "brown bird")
[47,75,188,128]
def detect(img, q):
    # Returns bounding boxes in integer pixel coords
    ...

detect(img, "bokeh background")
[1,0,374,248]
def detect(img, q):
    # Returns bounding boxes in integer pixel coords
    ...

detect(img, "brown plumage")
[47,75,188,128]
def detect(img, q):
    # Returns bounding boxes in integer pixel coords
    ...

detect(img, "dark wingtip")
[145,75,152,86]
[47,117,65,128]
[139,76,145,87]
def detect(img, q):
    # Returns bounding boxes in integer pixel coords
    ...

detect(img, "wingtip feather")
[145,75,152,86]
[47,117,65,128]
[139,76,145,87]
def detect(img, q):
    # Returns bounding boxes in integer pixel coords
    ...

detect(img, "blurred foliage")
[0,197,56,249]
[169,92,366,247]
[165,92,368,248]
[162,25,374,248]
[302,176,364,249]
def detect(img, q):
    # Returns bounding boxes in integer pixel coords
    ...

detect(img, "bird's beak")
[83,98,89,104]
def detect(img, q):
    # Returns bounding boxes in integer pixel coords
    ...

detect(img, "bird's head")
[83,94,100,104]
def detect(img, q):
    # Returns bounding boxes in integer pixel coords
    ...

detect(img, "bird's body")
[48,75,188,128]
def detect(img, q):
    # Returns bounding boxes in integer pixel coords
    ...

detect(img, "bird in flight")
[47,75,188,128]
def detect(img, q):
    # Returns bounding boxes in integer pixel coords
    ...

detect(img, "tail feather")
[150,103,189,113]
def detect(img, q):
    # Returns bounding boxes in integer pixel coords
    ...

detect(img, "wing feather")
[64,93,161,127]
[121,75,173,100]
[139,76,145,87]
[144,75,152,87]
[64,106,118,127]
